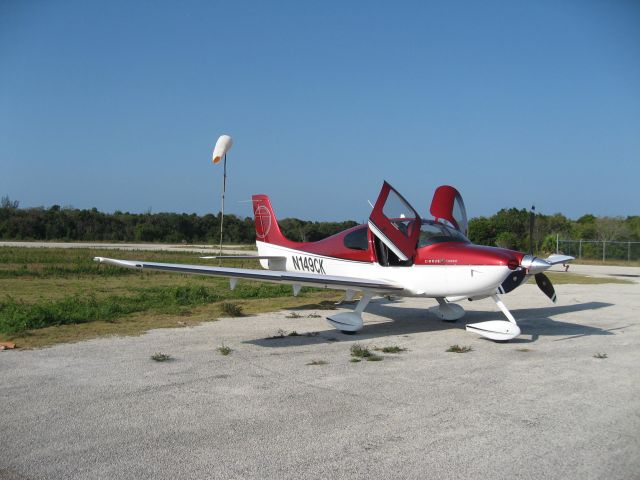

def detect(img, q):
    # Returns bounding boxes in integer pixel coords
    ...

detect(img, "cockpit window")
[344,226,369,250]
[418,220,470,247]
[382,190,417,238]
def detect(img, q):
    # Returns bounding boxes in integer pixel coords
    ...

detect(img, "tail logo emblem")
[254,205,272,239]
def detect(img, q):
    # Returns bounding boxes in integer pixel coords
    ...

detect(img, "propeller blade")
[498,268,527,294]
[535,273,556,303]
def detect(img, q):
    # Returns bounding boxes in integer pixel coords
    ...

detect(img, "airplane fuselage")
[256,239,519,299]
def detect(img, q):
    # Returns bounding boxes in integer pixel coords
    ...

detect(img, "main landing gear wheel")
[431,298,466,322]
[326,292,373,333]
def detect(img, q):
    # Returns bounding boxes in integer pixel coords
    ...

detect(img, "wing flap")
[93,257,403,293]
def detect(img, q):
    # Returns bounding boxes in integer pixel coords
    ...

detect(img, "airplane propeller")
[498,268,527,294]
[535,272,556,302]
[498,205,557,302]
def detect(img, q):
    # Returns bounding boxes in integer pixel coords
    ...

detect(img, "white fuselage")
[256,241,510,298]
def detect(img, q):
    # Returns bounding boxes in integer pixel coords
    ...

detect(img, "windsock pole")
[211,134,234,260]
[219,154,227,257]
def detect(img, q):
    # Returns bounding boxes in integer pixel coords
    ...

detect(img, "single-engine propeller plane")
[95,182,573,341]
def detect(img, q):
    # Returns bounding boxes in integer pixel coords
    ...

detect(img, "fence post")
[629,241,631,262]
[579,239,582,259]
[603,241,606,262]
[556,234,559,254]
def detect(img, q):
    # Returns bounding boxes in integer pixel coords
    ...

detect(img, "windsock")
[212,135,233,164]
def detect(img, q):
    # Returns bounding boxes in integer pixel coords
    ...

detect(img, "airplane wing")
[545,254,575,265]
[93,257,404,293]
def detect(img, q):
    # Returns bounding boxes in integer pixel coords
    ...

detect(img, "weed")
[307,313,321,318]
[306,359,328,366]
[366,355,383,362]
[350,343,372,358]
[285,312,302,318]
[516,348,532,352]
[217,343,232,356]
[593,352,608,359]
[151,352,172,362]
[447,344,472,353]
[220,302,243,317]
[376,345,407,354]
[349,358,361,363]
[266,329,287,339]
[287,331,301,337]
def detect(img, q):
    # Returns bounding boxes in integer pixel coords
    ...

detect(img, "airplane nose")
[520,254,552,274]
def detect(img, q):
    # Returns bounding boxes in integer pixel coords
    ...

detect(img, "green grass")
[0,247,342,348]
[217,344,232,356]
[306,359,328,365]
[375,345,407,354]
[220,302,243,317]
[447,344,472,353]
[350,343,373,358]
[0,285,240,334]
[366,355,383,362]
[151,352,172,362]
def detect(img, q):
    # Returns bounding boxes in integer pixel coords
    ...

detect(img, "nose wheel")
[466,294,521,341]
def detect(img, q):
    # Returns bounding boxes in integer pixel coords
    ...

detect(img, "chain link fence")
[557,239,640,262]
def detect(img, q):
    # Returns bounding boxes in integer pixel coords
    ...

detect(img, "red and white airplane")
[95,182,573,341]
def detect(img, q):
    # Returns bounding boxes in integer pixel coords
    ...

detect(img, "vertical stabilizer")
[252,195,291,246]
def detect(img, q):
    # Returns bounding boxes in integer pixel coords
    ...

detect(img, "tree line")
[0,196,357,244]
[1,195,638,253]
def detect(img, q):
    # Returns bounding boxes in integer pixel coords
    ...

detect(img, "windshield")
[418,220,470,247]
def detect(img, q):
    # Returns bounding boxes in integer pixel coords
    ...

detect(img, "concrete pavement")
[1,280,639,479]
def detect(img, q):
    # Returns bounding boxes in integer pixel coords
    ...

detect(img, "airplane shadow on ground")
[244,300,616,348]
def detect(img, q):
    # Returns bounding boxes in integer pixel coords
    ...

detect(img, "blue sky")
[1,0,639,221]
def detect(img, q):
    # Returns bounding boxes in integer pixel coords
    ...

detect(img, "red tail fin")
[252,194,290,245]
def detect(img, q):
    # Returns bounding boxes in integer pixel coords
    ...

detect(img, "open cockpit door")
[368,181,421,262]
[430,185,468,237]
